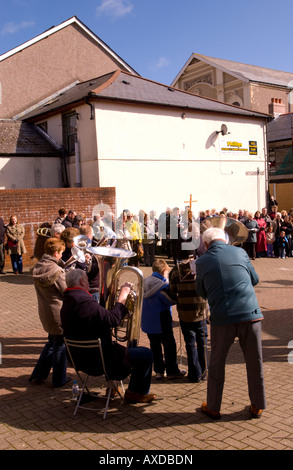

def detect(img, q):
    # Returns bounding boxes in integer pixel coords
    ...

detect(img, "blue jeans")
[147,309,180,375]
[30,334,68,387]
[10,254,23,273]
[180,320,207,381]
[267,244,274,257]
[125,346,153,395]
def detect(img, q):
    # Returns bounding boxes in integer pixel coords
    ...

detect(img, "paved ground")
[1,255,293,451]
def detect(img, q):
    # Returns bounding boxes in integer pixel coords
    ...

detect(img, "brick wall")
[0,187,116,269]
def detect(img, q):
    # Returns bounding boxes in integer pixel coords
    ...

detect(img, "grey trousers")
[207,321,266,412]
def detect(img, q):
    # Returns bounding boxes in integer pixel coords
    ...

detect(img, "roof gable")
[0,16,138,76]
[172,53,293,89]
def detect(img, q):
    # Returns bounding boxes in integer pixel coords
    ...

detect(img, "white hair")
[65,268,87,288]
[50,223,65,237]
[202,227,227,246]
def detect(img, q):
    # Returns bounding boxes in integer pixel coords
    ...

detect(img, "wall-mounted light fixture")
[181,112,186,120]
[216,124,230,135]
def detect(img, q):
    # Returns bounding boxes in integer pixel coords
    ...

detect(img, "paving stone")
[1,257,293,450]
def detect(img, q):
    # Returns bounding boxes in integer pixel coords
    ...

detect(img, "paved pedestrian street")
[1,257,293,451]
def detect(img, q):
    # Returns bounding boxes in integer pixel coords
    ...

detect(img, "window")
[37,122,48,132]
[62,113,78,155]
[269,146,293,175]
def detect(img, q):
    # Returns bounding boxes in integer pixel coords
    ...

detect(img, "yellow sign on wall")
[220,139,258,156]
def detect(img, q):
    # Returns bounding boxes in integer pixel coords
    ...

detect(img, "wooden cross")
[184,194,197,210]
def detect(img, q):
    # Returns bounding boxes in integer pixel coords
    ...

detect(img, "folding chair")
[64,338,125,419]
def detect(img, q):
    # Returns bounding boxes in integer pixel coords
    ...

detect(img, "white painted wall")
[39,104,99,188]
[33,101,268,218]
[0,156,62,189]
[45,114,63,145]
[94,103,267,216]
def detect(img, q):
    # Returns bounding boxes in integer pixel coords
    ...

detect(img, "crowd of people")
[197,198,293,261]
[1,196,292,275]
[1,197,290,419]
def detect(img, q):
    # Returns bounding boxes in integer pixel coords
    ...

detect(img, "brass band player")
[61,269,156,404]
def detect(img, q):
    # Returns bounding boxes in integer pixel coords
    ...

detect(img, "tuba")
[37,227,51,237]
[74,234,92,251]
[200,216,248,245]
[88,245,144,348]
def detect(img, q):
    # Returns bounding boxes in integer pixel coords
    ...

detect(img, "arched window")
[227,92,243,107]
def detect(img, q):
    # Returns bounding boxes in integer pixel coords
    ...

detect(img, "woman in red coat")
[254,211,267,258]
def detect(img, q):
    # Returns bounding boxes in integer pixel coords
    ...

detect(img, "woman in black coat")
[243,213,259,260]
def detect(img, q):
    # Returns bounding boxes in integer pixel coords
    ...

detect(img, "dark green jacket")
[195,241,263,326]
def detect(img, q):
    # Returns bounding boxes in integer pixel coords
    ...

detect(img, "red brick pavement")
[1,257,293,451]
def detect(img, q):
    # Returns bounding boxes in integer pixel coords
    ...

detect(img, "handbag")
[7,240,18,248]
[137,243,144,259]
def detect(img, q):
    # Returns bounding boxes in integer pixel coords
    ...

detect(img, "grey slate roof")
[172,53,293,89]
[0,120,62,156]
[267,113,293,142]
[22,70,270,122]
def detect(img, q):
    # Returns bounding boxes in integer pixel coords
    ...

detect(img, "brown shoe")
[124,389,156,404]
[250,404,262,419]
[201,402,221,420]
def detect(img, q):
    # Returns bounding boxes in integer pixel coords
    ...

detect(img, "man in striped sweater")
[169,258,207,383]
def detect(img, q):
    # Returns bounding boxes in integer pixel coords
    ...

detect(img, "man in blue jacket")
[196,227,266,420]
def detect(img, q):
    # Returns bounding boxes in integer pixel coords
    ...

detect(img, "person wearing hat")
[142,259,186,380]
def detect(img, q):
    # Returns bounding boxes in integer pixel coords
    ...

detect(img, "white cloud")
[1,20,35,35]
[96,0,134,18]
[149,56,170,71]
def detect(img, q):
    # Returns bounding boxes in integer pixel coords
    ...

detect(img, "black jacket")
[0,218,6,244]
[61,288,130,379]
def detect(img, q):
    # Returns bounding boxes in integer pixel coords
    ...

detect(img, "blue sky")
[1,0,292,86]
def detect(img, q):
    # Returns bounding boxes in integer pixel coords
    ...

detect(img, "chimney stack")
[268,98,286,116]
